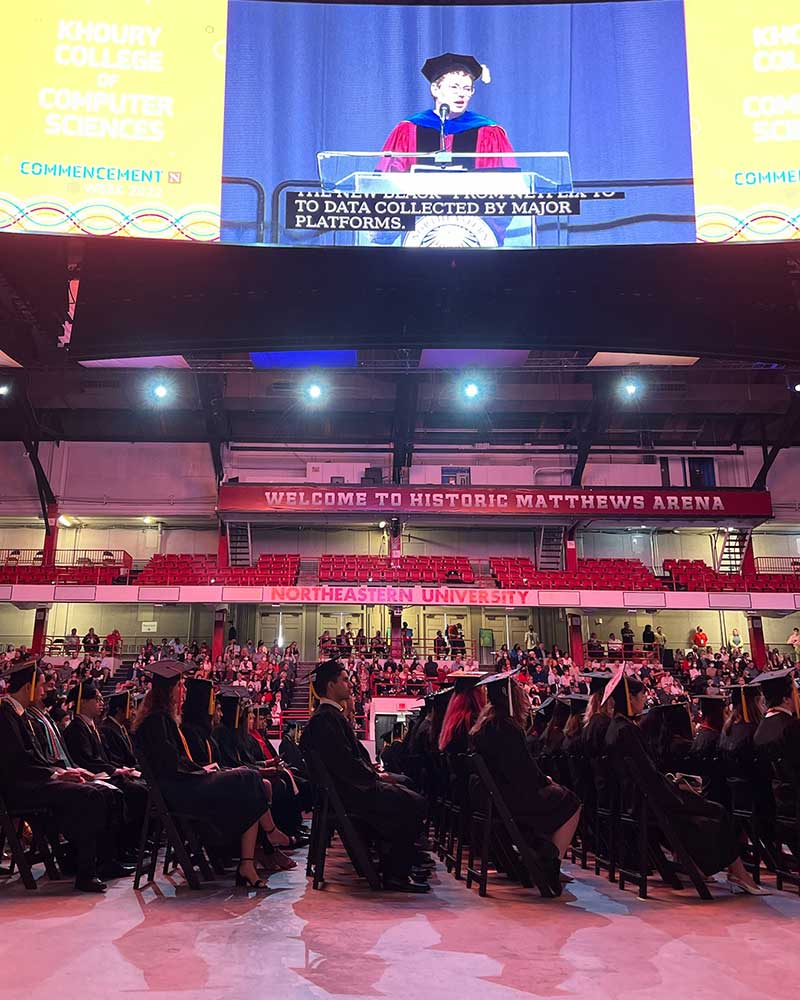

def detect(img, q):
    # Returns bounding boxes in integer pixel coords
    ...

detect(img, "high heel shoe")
[265,825,291,848]
[235,859,268,889]
[725,875,771,896]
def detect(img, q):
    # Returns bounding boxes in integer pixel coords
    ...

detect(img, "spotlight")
[57,515,73,527]
[794,383,800,393]
[0,384,9,396]
[621,379,639,398]
[463,381,480,399]
[307,383,322,400]
[378,520,387,529]
[153,383,168,400]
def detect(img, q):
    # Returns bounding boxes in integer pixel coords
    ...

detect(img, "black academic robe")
[64,715,148,835]
[582,713,614,805]
[754,711,800,817]
[470,718,580,837]
[278,736,308,778]
[26,707,72,769]
[133,712,268,843]
[689,726,728,807]
[719,720,774,815]
[99,717,138,769]
[0,700,108,871]
[300,702,425,875]
[605,714,739,876]
[180,722,218,766]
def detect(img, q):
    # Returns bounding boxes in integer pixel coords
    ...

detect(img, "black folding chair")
[588,756,620,882]
[304,750,382,891]
[726,776,778,886]
[615,755,712,900]
[442,754,472,879]
[132,756,215,891]
[465,753,559,899]
[763,758,800,894]
[0,792,61,890]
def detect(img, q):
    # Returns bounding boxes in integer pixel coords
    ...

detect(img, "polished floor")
[2,851,800,1000]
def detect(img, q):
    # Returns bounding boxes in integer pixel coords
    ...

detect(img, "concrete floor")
[2,853,799,1000]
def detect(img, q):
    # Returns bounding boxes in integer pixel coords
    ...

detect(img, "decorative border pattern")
[696,206,800,244]
[0,194,220,241]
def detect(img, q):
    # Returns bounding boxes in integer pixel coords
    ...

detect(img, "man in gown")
[380,52,515,172]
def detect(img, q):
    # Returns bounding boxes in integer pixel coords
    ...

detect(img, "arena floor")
[2,852,799,1000]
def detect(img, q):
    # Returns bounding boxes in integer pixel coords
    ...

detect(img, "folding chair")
[465,753,559,899]
[133,756,215,891]
[0,792,61,890]
[614,755,712,900]
[763,757,800,894]
[304,750,382,891]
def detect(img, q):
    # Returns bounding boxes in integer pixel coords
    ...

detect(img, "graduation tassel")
[235,702,240,729]
[622,673,632,716]
[741,690,750,725]
[29,668,37,702]
[76,681,83,716]
[208,687,216,717]
[124,690,131,721]
[792,682,800,719]
[507,676,513,717]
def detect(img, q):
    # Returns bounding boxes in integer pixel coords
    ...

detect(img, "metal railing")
[754,557,800,575]
[0,548,132,568]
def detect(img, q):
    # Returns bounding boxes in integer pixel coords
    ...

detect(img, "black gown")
[719,720,774,816]
[605,715,740,876]
[133,712,268,843]
[583,713,614,805]
[689,726,728,807]
[0,700,109,875]
[754,711,800,817]
[470,718,580,837]
[99,717,139,769]
[300,702,425,878]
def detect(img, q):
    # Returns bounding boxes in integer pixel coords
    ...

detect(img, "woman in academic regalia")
[438,671,487,755]
[603,668,766,893]
[469,671,581,862]
[132,661,272,888]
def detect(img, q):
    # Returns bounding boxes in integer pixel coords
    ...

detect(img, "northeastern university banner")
[217,485,773,519]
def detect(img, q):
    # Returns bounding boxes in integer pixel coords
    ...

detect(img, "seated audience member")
[0,660,112,892]
[469,670,581,884]
[278,720,308,778]
[132,660,275,888]
[603,668,767,894]
[300,658,430,893]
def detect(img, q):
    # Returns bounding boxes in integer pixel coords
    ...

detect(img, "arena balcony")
[0,548,132,585]
[319,554,474,585]
[135,553,300,586]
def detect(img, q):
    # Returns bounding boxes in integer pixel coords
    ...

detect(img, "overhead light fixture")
[143,516,155,525]
[378,520,387,529]
[0,384,9,396]
[302,378,327,404]
[793,383,800,393]
[463,381,480,399]
[57,515,73,527]
[153,383,168,400]
[620,377,640,398]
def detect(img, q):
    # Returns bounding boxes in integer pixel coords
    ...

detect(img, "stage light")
[464,381,480,399]
[621,378,639,398]
[0,384,9,396]
[153,383,168,400]
[307,383,322,400]
[793,383,800,393]
[143,516,155,525]
[302,379,327,404]
[378,520,387,529]
[57,515,73,527]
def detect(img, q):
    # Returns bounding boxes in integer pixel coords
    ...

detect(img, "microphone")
[437,104,449,153]
[438,103,450,123]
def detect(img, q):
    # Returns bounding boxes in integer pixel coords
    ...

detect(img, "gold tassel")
[208,687,215,717]
[124,690,131,721]
[235,701,240,729]
[792,682,800,719]
[76,681,83,716]
[623,673,631,716]
[29,668,37,702]
[742,690,750,725]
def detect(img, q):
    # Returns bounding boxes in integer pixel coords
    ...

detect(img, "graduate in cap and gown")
[299,658,430,893]
[689,694,729,807]
[379,53,515,172]
[469,669,581,863]
[754,668,800,816]
[100,690,139,770]
[0,659,112,891]
[438,671,488,756]
[179,676,220,767]
[131,660,273,889]
[603,667,767,893]
[63,680,148,851]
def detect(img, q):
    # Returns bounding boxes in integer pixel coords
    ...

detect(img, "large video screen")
[2,0,799,250]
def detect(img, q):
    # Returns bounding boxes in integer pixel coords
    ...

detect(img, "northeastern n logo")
[403,215,499,248]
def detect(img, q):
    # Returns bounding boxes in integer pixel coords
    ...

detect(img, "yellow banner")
[685,0,800,243]
[0,0,227,241]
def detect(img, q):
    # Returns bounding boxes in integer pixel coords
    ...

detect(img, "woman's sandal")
[235,858,268,889]
[265,824,292,848]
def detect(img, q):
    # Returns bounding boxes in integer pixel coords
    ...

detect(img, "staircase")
[537,526,565,571]
[297,557,318,585]
[100,659,134,699]
[227,522,252,567]
[714,527,752,574]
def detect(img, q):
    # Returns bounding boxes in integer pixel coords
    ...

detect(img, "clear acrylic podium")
[315,150,573,248]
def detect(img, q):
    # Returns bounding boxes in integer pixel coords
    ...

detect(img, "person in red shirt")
[692,626,709,649]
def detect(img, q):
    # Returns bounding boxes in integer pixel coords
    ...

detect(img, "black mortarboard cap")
[3,658,39,696]
[724,682,762,723]
[67,680,99,708]
[601,667,645,716]
[757,668,799,709]
[148,659,193,688]
[584,671,613,695]
[535,696,557,721]
[184,676,216,716]
[107,691,131,718]
[448,669,489,692]
[302,657,345,696]
[422,53,486,84]
[568,694,590,716]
